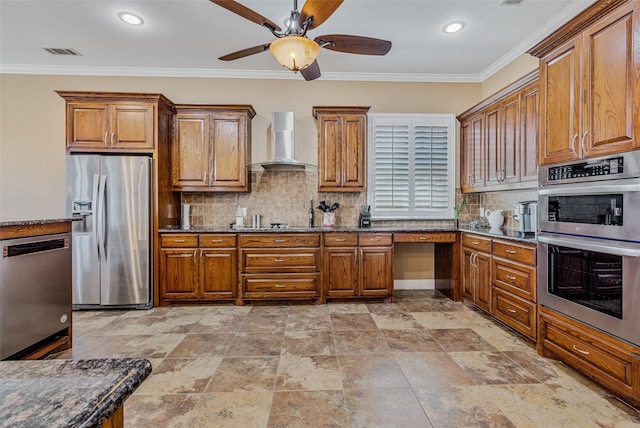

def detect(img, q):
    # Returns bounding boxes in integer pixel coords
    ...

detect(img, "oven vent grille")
[42,47,83,56]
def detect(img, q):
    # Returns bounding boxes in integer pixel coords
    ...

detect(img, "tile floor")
[57,290,640,427]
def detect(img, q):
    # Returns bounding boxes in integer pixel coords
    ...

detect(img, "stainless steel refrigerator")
[66,155,152,309]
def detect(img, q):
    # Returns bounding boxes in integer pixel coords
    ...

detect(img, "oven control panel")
[547,156,624,181]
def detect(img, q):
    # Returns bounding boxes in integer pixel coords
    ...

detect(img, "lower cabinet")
[159,233,237,304]
[461,234,492,313]
[539,306,640,407]
[323,232,393,301]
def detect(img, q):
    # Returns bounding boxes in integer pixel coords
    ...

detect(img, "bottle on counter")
[309,197,314,228]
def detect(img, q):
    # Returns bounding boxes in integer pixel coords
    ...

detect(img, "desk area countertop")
[0,358,151,428]
[158,225,458,234]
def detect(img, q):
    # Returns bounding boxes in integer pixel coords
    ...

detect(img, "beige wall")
[480,53,539,100]
[0,73,483,219]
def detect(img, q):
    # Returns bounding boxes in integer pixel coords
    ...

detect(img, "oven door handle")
[539,181,640,196]
[538,235,640,257]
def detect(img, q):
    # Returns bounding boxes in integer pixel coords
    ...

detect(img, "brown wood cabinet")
[491,239,537,340]
[458,72,539,193]
[57,92,169,152]
[323,232,393,301]
[159,233,237,304]
[172,105,255,192]
[239,233,321,303]
[529,0,639,165]
[313,106,369,192]
[461,234,492,313]
[539,306,640,407]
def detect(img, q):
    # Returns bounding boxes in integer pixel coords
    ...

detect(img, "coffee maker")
[359,205,371,228]
[513,201,537,233]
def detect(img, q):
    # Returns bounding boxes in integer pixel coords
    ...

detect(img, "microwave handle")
[538,235,640,258]
[539,182,640,196]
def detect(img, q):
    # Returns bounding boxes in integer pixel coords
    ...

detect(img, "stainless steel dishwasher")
[0,232,71,359]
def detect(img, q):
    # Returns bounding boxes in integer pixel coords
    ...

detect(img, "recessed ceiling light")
[443,21,465,34]
[118,12,144,26]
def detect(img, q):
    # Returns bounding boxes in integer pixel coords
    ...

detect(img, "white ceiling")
[0,0,596,82]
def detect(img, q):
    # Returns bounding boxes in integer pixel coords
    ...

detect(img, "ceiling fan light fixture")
[269,36,320,72]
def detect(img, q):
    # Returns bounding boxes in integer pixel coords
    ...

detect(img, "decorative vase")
[323,212,336,227]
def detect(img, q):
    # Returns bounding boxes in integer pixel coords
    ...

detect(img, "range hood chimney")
[261,112,306,171]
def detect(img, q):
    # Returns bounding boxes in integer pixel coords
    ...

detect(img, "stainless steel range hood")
[260,112,306,171]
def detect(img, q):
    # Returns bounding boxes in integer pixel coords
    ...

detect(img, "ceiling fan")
[210,0,392,81]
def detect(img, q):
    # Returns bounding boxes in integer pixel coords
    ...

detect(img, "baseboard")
[394,279,435,290]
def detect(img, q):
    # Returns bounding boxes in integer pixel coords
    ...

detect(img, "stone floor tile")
[206,356,279,392]
[338,354,409,389]
[330,313,378,331]
[472,325,535,352]
[239,314,287,333]
[326,303,371,314]
[124,394,199,428]
[395,352,475,388]
[186,391,273,428]
[281,330,336,356]
[381,329,444,353]
[167,333,233,358]
[344,387,433,428]
[275,355,342,391]
[188,314,246,334]
[429,328,498,352]
[226,332,284,357]
[333,330,390,354]
[370,312,424,330]
[135,357,222,394]
[449,351,540,385]
[285,313,332,331]
[267,390,350,427]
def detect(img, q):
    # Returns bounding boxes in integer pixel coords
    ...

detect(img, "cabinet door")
[200,249,237,299]
[360,247,393,296]
[341,114,366,190]
[211,112,249,191]
[111,103,154,150]
[324,248,358,297]
[582,3,637,157]
[461,248,475,301]
[159,249,198,300]
[520,83,539,183]
[468,113,486,189]
[66,102,110,150]
[475,252,492,313]
[539,37,582,165]
[500,94,520,185]
[485,105,500,187]
[173,113,210,188]
[318,114,343,190]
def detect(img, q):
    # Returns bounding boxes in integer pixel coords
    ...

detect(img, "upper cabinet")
[172,105,255,192]
[313,106,370,192]
[458,72,539,193]
[528,0,639,165]
[57,92,174,153]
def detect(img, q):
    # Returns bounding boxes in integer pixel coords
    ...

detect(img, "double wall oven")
[538,150,640,347]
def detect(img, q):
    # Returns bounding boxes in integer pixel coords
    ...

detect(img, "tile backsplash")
[458,188,538,229]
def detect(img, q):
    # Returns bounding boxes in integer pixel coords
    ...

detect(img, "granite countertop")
[0,218,77,228]
[458,224,537,243]
[159,225,458,233]
[0,358,151,428]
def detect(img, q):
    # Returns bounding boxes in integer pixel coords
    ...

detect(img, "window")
[368,114,456,219]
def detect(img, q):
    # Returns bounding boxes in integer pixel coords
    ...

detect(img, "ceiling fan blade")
[210,0,281,32]
[300,60,321,81]
[315,34,392,55]
[299,0,343,30]
[219,43,271,61]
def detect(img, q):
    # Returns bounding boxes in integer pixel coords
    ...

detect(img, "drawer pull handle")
[506,249,517,254]
[471,240,480,245]
[274,258,286,262]
[274,239,286,243]
[572,345,590,356]
[174,239,186,243]
[336,238,346,242]
[274,284,287,288]
[505,275,517,281]
[209,239,223,243]
[419,237,427,240]
[506,308,517,314]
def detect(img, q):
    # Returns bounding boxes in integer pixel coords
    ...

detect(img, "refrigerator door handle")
[98,174,107,261]
[92,173,101,258]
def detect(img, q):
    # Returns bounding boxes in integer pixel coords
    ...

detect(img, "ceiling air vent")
[42,47,83,56]
[500,0,523,4]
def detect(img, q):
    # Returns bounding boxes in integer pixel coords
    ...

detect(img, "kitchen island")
[0,358,151,428]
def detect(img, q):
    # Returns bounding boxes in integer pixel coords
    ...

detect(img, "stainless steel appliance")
[538,150,640,346]
[513,200,537,233]
[66,155,152,309]
[0,233,71,359]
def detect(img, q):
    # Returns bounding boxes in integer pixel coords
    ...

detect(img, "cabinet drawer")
[200,234,236,248]
[393,232,456,243]
[492,288,536,340]
[493,240,536,266]
[160,234,198,248]
[461,234,491,252]
[242,249,320,272]
[239,233,320,248]
[359,233,392,247]
[492,258,536,301]
[540,309,635,390]
[243,275,319,294]
[324,233,357,247]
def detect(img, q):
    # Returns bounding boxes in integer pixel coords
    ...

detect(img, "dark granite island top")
[0,358,151,428]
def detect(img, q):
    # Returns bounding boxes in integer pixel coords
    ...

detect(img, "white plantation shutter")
[368,114,455,219]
